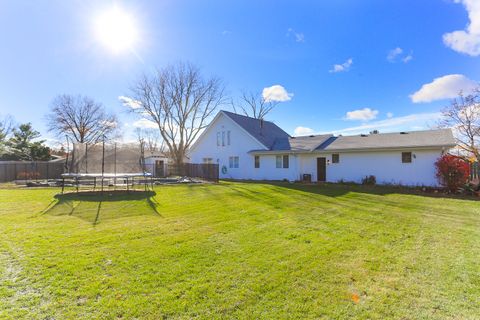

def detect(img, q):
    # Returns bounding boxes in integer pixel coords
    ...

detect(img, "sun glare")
[95,6,138,54]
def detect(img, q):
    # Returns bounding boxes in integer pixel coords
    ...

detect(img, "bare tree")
[439,88,480,161]
[233,91,279,119]
[126,62,226,166]
[135,127,165,156]
[46,94,118,144]
[0,115,14,155]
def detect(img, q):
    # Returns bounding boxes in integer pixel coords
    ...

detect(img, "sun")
[95,6,138,54]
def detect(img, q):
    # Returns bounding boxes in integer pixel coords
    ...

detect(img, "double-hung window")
[402,152,412,163]
[229,156,239,168]
[276,155,289,168]
[254,155,260,168]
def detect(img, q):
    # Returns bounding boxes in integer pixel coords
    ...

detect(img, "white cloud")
[402,54,413,63]
[443,0,480,56]
[295,112,442,136]
[262,85,293,102]
[329,58,353,73]
[386,112,394,118]
[330,112,442,136]
[344,108,379,121]
[387,47,413,63]
[221,30,231,36]
[410,74,477,103]
[287,28,305,43]
[294,126,315,136]
[387,47,403,62]
[133,118,157,129]
[119,95,142,109]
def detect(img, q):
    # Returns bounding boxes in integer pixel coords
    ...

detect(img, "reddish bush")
[435,154,470,192]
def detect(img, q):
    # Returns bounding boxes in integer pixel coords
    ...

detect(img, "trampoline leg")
[126,178,129,192]
[61,178,65,194]
[76,177,79,193]
[94,177,96,191]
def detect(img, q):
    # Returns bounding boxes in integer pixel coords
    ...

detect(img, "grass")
[0,181,479,319]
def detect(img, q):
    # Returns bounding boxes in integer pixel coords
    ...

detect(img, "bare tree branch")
[233,91,279,119]
[127,62,226,166]
[46,94,119,144]
[439,88,480,161]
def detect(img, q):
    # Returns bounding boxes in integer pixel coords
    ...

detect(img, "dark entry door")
[155,160,164,177]
[317,157,326,182]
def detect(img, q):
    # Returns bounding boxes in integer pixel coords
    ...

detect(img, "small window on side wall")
[283,155,289,168]
[276,155,282,168]
[402,152,412,163]
[254,155,260,168]
[332,153,340,163]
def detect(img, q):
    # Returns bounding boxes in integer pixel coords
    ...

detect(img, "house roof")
[222,110,290,149]
[321,129,456,151]
[272,134,333,151]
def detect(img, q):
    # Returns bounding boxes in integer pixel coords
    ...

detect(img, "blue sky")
[0,0,479,144]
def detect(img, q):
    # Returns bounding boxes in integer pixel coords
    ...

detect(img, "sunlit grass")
[0,182,478,319]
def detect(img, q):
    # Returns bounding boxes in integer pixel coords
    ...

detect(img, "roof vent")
[400,131,408,135]
[360,134,368,137]
[309,135,315,137]
[370,130,379,134]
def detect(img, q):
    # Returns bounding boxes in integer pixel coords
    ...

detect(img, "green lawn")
[0,182,479,319]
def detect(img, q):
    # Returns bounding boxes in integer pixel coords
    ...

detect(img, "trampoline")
[61,137,154,194]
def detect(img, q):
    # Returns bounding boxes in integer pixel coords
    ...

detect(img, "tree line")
[1,61,479,164]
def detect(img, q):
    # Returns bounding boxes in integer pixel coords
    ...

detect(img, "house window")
[254,155,260,168]
[332,153,340,164]
[276,155,282,168]
[222,131,225,146]
[402,152,412,163]
[203,157,213,164]
[229,156,239,168]
[276,155,289,168]
[216,132,220,146]
[227,131,231,145]
[283,155,289,168]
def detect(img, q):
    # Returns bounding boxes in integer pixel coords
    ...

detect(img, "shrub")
[435,154,470,193]
[361,175,376,185]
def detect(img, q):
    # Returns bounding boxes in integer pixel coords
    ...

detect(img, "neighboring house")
[189,110,456,186]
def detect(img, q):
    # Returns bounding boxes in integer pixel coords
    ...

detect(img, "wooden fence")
[166,163,219,182]
[0,161,65,182]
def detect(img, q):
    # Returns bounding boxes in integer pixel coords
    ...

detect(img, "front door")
[317,157,326,182]
[155,160,164,177]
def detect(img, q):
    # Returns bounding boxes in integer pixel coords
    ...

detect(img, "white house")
[189,110,456,186]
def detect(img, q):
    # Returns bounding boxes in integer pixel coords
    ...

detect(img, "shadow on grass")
[43,190,162,225]
[223,180,479,202]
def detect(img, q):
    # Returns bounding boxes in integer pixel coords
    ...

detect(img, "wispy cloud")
[119,95,142,109]
[295,112,441,136]
[329,58,353,73]
[262,85,293,102]
[132,118,157,129]
[294,126,315,136]
[286,28,305,43]
[221,30,231,36]
[344,108,379,121]
[387,47,413,63]
[410,74,477,103]
[443,0,480,56]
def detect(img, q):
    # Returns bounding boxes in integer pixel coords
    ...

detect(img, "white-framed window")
[332,153,339,164]
[254,155,260,168]
[222,131,225,146]
[227,131,231,145]
[216,132,220,146]
[276,155,289,168]
[203,157,213,164]
[229,156,239,168]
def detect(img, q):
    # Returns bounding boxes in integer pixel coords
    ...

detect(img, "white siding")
[297,149,442,186]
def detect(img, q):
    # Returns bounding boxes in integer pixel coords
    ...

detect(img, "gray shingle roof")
[222,111,290,149]
[272,135,333,151]
[220,111,456,153]
[321,129,456,151]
